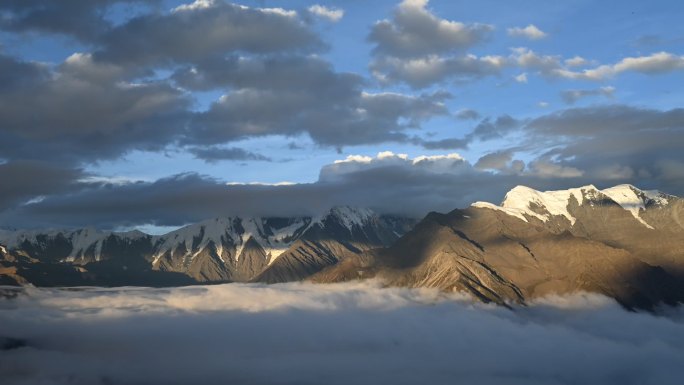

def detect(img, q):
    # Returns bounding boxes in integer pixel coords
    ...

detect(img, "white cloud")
[172,0,216,13]
[324,151,469,179]
[307,4,344,22]
[515,72,528,83]
[507,24,547,40]
[2,283,684,385]
[565,55,589,67]
[555,52,684,80]
[368,0,494,58]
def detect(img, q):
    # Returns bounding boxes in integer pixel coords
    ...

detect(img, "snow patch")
[327,206,374,232]
[601,185,654,229]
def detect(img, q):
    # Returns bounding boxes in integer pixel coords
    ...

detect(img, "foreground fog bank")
[2,283,684,385]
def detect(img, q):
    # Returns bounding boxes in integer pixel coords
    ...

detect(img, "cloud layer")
[2,282,684,385]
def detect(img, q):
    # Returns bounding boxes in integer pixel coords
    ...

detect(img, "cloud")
[188,146,272,163]
[565,56,589,67]
[368,0,493,58]
[455,108,480,120]
[0,161,87,211]
[307,4,344,22]
[0,150,592,228]
[523,105,684,189]
[561,86,615,104]
[528,158,584,178]
[370,54,506,88]
[0,52,190,164]
[1,283,684,385]
[95,1,323,67]
[190,88,450,147]
[0,0,156,41]
[3,103,683,229]
[0,12,448,164]
[552,52,684,80]
[474,150,511,170]
[367,0,497,87]
[507,24,547,40]
[511,49,684,81]
[514,72,528,83]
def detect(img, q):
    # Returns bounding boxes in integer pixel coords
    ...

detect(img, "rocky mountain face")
[313,185,684,310]
[0,207,416,286]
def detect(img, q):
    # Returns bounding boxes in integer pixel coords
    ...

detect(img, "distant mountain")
[313,185,684,310]
[0,207,415,286]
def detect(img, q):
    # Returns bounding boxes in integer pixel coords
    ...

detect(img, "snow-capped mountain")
[472,184,673,229]
[0,207,416,285]
[315,184,684,310]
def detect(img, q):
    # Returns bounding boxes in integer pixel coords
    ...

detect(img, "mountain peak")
[325,206,376,231]
[473,184,674,228]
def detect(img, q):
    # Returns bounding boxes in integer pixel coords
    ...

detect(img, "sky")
[0,0,683,231]
[2,282,684,385]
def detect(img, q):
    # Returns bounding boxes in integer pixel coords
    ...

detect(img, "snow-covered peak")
[0,228,114,262]
[0,244,7,255]
[325,206,376,231]
[643,189,670,206]
[480,185,598,225]
[501,185,596,225]
[151,216,313,265]
[472,184,669,228]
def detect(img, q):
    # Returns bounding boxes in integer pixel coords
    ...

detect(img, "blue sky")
[0,0,683,229]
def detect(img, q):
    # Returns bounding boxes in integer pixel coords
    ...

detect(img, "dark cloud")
[0,53,190,164]
[0,4,451,167]
[0,52,50,89]
[419,137,469,150]
[474,150,516,171]
[0,0,156,41]
[95,2,324,67]
[455,108,480,120]
[470,114,519,141]
[416,114,519,150]
[0,161,86,211]
[189,146,272,163]
[190,89,450,147]
[3,103,683,229]
[1,283,684,385]
[561,86,615,104]
[173,55,360,93]
[519,105,684,189]
[0,152,600,228]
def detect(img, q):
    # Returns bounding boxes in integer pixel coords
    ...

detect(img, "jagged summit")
[472,184,674,229]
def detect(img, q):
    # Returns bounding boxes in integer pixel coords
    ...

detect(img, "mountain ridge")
[0,206,416,285]
[312,184,684,310]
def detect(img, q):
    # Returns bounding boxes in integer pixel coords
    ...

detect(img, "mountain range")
[2,184,684,310]
[0,207,415,286]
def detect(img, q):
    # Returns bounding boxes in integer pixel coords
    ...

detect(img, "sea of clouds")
[1,281,684,385]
